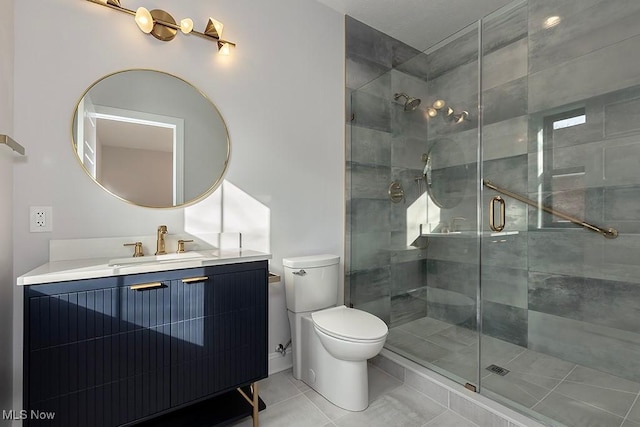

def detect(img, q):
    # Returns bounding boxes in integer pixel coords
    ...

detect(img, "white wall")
[0,0,14,422]
[12,0,344,383]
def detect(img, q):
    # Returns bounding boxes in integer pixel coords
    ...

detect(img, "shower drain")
[486,364,510,376]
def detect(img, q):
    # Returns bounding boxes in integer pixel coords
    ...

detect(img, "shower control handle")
[292,269,306,276]
[389,182,405,203]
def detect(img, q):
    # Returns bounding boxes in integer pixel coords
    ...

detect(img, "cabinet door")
[114,279,173,424]
[169,271,209,406]
[171,262,268,406]
[26,277,173,426]
[27,280,118,427]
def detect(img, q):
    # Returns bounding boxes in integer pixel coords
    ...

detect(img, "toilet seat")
[312,305,388,342]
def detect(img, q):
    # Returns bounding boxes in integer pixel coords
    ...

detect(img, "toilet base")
[300,315,369,411]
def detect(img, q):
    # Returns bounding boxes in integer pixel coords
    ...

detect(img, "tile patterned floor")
[387,316,640,427]
[230,364,481,427]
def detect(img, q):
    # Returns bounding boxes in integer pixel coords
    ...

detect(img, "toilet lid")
[312,306,388,341]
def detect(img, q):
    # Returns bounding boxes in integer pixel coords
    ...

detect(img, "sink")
[108,250,218,266]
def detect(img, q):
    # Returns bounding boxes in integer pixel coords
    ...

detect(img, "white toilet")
[283,254,388,411]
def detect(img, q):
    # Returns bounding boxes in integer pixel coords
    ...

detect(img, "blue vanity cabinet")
[24,260,268,426]
[169,263,269,407]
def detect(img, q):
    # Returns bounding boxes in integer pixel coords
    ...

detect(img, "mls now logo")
[2,410,55,420]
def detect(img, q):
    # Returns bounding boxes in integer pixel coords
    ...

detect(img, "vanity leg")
[237,382,260,426]
[252,382,259,427]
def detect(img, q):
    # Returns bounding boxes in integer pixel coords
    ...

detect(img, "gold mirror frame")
[71,69,230,209]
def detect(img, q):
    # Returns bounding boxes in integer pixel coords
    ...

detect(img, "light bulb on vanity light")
[432,99,446,110]
[180,18,194,34]
[218,42,231,56]
[134,7,154,34]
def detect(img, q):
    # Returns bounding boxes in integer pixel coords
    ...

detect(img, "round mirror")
[72,70,230,208]
[425,138,469,208]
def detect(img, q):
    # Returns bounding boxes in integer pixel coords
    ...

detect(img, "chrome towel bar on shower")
[483,180,618,239]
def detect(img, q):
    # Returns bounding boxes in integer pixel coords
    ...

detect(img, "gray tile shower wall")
[347,16,431,327]
[524,0,640,380]
[345,16,421,89]
[528,34,640,114]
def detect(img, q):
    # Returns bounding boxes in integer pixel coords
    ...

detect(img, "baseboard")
[268,351,292,375]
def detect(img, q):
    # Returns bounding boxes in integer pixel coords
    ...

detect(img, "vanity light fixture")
[86,0,236,55]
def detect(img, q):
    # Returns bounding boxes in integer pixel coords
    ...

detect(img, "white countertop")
[17,249,272,286]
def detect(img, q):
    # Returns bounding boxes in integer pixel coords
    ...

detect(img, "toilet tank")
[283,254,340,313]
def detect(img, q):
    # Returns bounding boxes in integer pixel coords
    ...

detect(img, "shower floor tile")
[386,315,640,427]
[387,328,454,362]
[533,391,625,427]
[628,397,640,424]
[482,373,551,408]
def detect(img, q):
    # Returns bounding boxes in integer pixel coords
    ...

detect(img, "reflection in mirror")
[72,70,229,208]
[424,137,469,209]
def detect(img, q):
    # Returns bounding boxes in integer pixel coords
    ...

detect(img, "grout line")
[531,365,577,410]
[506,370,579,383]
[421,409,481,427]
[620,390,640,427]
[282,370,311,393]
[551,387,627,421]
[394,321,477,348]
[512,382,546,404]
[298,390,336,425]
[559,379,640,395]
[397,320,451,337]
[504,346,527,364]
[529,368,637,421]
[369,361,404,384]
[403,374,449,410]
[264,391,309,409]
[392,327,452,348]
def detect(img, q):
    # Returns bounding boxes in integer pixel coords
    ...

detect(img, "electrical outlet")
[30,206,53,232]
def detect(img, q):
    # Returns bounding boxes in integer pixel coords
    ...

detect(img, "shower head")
[394,93,421,111]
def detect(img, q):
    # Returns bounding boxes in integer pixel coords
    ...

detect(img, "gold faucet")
[177,239,194,253]
[155,225,168,255]
[124,241,144,257]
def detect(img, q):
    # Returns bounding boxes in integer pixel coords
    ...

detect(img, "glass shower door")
[347,21,482,390]
[477,0,534,413]
[479,1,640,425]
[417,23,482,389]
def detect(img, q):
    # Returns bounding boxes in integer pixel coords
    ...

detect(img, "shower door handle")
[489,196,505,232]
